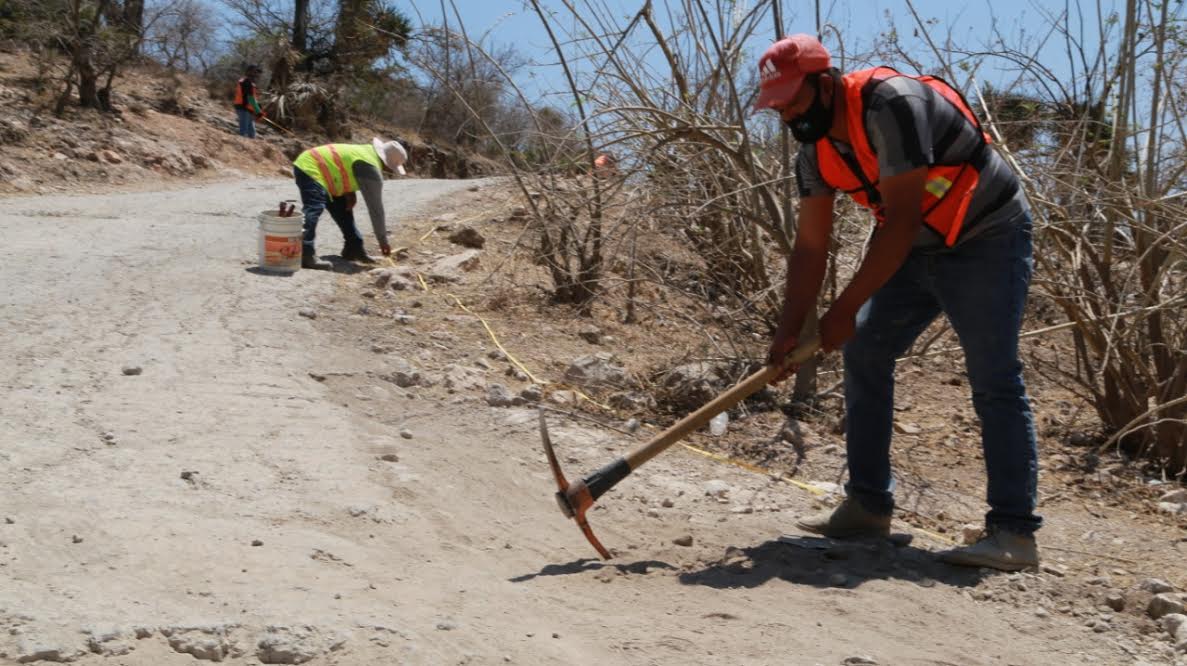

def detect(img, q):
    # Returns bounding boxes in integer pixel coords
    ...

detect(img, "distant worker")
[292,138,408,271]
[755,34,1041,571]
[233,64,265,139]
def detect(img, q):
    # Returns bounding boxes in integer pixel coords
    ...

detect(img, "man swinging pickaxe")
[541,338,819,559]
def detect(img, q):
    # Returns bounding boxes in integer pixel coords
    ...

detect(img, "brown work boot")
[937,526,1039,571]
[796,498,891,539]
[302,247,332,271]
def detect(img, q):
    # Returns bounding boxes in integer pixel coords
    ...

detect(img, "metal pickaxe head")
[539,409,621,559]
[537,338,821,561]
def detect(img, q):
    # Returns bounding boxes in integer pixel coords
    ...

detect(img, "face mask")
[786,80,832,144]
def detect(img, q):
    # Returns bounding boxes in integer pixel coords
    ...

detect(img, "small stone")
[661,498,674,508]
[447,226,485,249]
[1142,579,1176,594]
[960,524,982,545]
[520,385,543,402]
[379,453,399,462]
[486,383,516,407]
[72,534,83,544]
[1040,563,1067,577]
[1035,607,1050,618]
[624,418,641,433]
[399,429,414,439]
[672,535,694,547]
[892,421,921,435]
[842,656,877,665]
[1158,502,1184,515]
[1105,592,1125,611]
[394,314,416,325]
[578,325,602,344]
[122,365,142,376]
[298,308,317,319]
[1086,576,1111,586]
[703,480,730,498]
[180,470,197,481]
[1149,594,1186,619]
[4,517,13,524]
[1162,613,1187,639]
[251,539,263,547]
[829,573,849,587]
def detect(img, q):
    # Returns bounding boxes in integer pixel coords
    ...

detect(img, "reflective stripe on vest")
[293,144,382,198]
[815,67,991,246]
[308,145,350,197]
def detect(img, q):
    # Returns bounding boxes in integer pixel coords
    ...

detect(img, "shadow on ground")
[509,558,676,583]
[677,534,991,591]
[245,266,296,277]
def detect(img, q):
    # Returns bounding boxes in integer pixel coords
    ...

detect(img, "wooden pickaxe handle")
[548,337,820,558]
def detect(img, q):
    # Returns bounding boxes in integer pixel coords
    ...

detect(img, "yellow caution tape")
[446,293,544,385]
[681,444,827,495]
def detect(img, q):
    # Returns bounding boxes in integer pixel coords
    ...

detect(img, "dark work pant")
[842,215,1041,535]
[293,166,363,252]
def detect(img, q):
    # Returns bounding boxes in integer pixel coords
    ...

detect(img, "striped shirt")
[795,75,1029,247]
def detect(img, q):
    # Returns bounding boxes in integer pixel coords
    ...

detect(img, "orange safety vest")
[815,67,992,246]
[233,77,256,107]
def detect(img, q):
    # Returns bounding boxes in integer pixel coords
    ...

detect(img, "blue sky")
[403,0,1119,101]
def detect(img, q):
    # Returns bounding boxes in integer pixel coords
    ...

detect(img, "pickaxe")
[541,338,820,559]
[260,115,295,136]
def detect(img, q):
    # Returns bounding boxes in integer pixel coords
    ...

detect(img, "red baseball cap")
[754,34,831,111]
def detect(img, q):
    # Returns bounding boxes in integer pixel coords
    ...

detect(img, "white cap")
[372,137,407,176]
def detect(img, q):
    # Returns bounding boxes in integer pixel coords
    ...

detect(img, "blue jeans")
[842,216,1041,535]
[236,108,256,138]
[293,166,363,252]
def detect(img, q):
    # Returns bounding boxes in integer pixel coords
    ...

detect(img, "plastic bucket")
[257,210,303,273]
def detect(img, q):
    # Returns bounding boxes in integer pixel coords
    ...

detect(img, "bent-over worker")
[291,138,408,270]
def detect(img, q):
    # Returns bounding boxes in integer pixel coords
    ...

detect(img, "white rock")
[1163,614,1187,640]
[703,480,730,498]
[1158,502,1185,515]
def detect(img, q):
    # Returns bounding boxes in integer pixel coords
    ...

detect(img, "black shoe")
[301,247,332,271]
[341,242,376,263]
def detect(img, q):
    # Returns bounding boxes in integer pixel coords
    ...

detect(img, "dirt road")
[0,179,1140,665]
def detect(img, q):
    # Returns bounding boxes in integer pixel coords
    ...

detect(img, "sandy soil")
[0,177,1182,666]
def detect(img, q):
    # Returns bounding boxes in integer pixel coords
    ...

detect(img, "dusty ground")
[1,175,1185,666]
